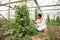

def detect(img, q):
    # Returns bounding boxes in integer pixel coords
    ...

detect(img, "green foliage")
[56,16,60,23]
[46,15,50,23]
[35,8,38,20]
[0,4,37,40]
[15,4,30,26]
[0,18,8,24]
[46,15,60,26]
[11,4,37,40]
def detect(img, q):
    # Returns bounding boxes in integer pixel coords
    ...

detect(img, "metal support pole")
[34,0,42,14]
[0,0,2,4]
[8,0,10,21]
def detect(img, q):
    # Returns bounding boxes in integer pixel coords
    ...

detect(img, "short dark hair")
[38,14,42,17]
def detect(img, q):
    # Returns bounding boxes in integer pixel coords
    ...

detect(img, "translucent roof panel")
[27,1,36,7]
[0,0,60,19]
[1,0,18,4]
[1,0,9,4]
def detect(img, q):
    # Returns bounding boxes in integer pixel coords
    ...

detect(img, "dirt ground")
[31,35,48,40]
[5,36,46,40]
[1,25,60,40]
[31,36,43,40]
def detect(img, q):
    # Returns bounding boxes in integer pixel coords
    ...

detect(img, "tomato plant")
[10,4,37,40]
[15,4,30,27]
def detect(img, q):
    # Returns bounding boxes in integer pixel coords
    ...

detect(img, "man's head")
[38,14,42,19]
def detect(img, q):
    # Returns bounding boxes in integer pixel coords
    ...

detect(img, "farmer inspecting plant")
[33,14,47,32]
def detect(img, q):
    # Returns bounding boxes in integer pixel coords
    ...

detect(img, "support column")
[8,0,10,21]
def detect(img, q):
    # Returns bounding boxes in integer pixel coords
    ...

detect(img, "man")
[33,14,47,32]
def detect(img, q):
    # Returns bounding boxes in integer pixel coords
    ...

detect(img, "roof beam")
[42,9,60,11]
[0,9,60,11]
[0,0,60,7]
[0,14,9,21]
[34,0,42,13]
[28,4,60,8]
[0,1,20,6]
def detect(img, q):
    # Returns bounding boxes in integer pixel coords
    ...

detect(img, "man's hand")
[32,20,35,22]
[32,20,37,24]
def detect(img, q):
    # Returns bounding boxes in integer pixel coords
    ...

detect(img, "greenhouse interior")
[0,0,60,40]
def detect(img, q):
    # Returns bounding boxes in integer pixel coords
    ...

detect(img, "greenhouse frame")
[0,0,60,40]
